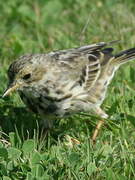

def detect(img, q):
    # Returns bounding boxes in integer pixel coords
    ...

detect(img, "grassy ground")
[0,0,135,179]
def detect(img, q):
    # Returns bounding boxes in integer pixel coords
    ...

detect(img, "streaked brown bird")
[3,41,135,142]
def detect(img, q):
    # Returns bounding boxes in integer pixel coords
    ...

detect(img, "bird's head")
[2,54,46,97]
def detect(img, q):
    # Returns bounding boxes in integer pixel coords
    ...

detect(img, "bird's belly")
[21,90,94,118]
[20,91,69,117]
[20,81,97,118]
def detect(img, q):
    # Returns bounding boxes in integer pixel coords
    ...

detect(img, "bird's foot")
[91,107,108,143]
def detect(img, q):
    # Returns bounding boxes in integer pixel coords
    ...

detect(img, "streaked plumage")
[3,41,135,132]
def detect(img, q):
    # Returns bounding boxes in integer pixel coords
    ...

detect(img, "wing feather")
[79,54,101,90]
[48,41,118,91]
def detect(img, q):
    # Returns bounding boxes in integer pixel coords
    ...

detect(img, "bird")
[2,41,135,142]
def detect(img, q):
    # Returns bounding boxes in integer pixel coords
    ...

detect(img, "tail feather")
[112,48,135,65]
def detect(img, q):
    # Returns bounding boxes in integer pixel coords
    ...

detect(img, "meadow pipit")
[3,41,135,141]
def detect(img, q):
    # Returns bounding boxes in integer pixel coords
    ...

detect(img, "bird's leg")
[38,109,54,129]
[38,118,54,140]
[92,107,108,143]
[42,118,54,129]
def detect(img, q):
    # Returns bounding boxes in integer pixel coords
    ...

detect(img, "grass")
[0,0,135,179]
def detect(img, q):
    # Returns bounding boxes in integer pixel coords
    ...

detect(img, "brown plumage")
[3,41,135,141]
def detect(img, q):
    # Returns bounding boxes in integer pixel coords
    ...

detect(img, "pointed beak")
[2,83,20,98]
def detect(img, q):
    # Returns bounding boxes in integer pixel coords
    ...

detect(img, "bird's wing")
[50,41,107,60]
[78,54,101,90]
[48,41,116,91]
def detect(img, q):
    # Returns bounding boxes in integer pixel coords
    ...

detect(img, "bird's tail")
[111,48,135,66]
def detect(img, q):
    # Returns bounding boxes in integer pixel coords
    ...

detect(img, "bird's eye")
[23,73,31,80]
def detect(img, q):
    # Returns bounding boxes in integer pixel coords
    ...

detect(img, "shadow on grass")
[0,98,97,142]
[0,105,38,137]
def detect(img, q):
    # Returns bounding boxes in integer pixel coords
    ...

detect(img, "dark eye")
[23,73,31,80]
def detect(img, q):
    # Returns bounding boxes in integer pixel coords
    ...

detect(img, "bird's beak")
[2,83,20,98]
